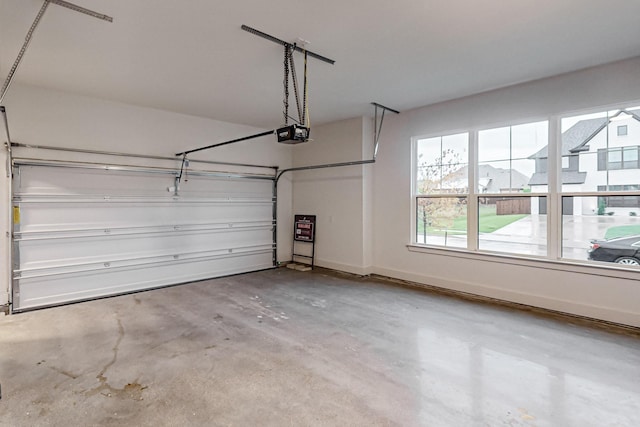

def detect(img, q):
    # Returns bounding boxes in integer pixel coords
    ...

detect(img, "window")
[477,121,548,255]
[623,147,639,169]
[560,107,640,265]
[415,196,467,248]
[477,195,547,256]
[416,133,468,194]
[478,122,547,193]
[597,186,640,208]
[618,125,628,136]
[608,148,623,170]
[412,104,640,269]
[413,122,548,256]
[598,146,640,170]
[415,133,468,248]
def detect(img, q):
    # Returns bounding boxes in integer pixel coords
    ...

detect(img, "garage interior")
[1,1,640,425]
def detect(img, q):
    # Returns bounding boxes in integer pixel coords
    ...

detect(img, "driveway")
[419,215,640,261]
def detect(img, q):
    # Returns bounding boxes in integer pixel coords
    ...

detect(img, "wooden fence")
[496,198,530,215]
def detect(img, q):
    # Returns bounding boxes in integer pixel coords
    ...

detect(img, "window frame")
[410,102,640,272]
[618,124,628,136]
[412,121,549,255]
[598,146,640,170]
[413,132,470,249]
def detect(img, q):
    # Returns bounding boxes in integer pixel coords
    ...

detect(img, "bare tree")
[417,149,466,242]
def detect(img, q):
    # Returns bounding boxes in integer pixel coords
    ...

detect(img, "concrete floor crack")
[96,317,125,383]
[84,317,146,401]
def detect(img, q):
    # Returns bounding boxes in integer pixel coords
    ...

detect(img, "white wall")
[4,59,640,326]
[0,84,294,307]
[291,117,374,275]
[372,57,640,327]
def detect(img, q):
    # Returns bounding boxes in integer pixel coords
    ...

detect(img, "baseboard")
[372,266,640,329]
[314,259,372,277]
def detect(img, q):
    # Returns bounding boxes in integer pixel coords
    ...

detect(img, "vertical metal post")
[2,152,11,315]
[373,104,379,159]
[1,107,12,178]
[10,165,19,313]
[2,106,13,313]
[272,169,278,267]
[371,102,398,160]
[374,104,379,160]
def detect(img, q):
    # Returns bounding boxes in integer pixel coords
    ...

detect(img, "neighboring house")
[442,164,529,194]
[477,164,529,193]
[529,108,640,215]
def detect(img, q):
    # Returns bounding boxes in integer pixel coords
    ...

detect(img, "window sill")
[406,244,640,280]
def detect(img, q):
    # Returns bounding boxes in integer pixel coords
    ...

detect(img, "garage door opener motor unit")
[277,124,309,144]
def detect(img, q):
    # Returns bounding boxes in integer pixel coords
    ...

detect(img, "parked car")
[588,235,640,265]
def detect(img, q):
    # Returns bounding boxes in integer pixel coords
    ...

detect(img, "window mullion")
[548,116,561,260]
[468,130,478,251]
[411,137,418,243]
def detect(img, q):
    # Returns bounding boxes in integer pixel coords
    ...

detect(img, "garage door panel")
[17,202,273,231]
[17,228,274,267]
[18,165,274,195]
[180,174,273,195]
[15,250,273,310]
[12,163,276,311]
[18,166,176,196]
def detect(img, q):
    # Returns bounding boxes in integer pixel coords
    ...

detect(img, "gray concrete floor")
[1,268,639,427]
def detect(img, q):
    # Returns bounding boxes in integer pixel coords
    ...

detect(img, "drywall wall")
[291,117,374,275]
[361,117,374,270]
[0,84,294,307]
[372,57,640,327]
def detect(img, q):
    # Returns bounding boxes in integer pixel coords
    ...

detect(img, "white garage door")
[11,160,275,311]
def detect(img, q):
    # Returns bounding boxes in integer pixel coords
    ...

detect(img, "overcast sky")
[417,106,640,181]
[417,121,548,179]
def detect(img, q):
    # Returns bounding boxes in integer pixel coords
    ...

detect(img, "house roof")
[477,164,530,191]
[529,171,587,185]
[444,164,530,191]
[529,108,640,159]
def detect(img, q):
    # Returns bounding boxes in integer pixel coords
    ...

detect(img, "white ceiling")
[1,0,640,128]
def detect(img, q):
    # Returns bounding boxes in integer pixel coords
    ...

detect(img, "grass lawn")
[417,205,527,234]
[477,206,527,233]
[604,225,640,239]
